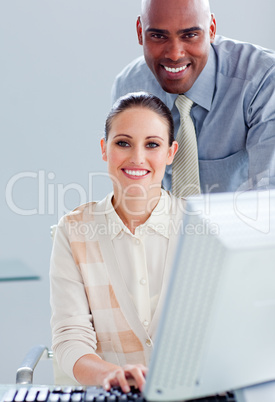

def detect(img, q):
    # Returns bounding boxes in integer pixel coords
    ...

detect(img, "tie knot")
[175,95,193,117]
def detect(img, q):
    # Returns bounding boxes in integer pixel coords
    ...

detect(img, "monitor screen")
[144,190,275,401]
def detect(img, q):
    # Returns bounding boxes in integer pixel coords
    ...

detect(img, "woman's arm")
[50,216,99,379]
[73,354,148,392]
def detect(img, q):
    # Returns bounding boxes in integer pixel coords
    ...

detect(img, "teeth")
[124,169,148,177]
[164,65,187,73]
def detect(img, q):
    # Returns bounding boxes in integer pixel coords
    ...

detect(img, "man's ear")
[136,16,143,45]
[100,137,107,161]
[209,13,216,43]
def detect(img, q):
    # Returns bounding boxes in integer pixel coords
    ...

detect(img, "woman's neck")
[112,189,162,234]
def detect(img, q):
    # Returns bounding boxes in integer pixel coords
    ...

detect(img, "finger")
[103,369,130,393]
[102,371,120,391]
[115,370,131,393]
[123,365,147,391]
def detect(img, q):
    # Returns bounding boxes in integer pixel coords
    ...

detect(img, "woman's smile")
[122,168,150,179]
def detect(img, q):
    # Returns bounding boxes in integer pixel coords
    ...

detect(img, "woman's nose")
[130,146,145,165]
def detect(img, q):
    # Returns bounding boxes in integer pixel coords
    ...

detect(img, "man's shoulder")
[115,55,152,81]
[112,55,164,101]
[214,35,275,54]
[213,35,275,74]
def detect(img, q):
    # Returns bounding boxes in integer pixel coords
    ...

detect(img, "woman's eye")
[147,142,159,148]
[117,141,129,147]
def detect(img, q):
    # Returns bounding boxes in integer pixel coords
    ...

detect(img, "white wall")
[0,0,274,384]
[210,0,275,50]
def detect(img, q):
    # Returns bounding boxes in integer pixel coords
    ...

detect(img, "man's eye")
[146,142,159,148]
[117,141,129,147]
[151,33,166,40]
[183,33,197,39]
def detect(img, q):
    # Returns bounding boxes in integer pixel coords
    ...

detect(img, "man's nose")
[165,39,185,61]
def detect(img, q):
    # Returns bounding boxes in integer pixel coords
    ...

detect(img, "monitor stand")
[234,380,275,402]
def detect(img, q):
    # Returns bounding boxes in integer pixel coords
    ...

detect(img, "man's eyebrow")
[146,28,170,35]
[146,27,203,35]
[177,27,203,34]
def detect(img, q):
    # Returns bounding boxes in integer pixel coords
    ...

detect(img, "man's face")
[137,0,216,94]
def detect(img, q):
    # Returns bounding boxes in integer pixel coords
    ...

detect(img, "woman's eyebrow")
[146,136,164,141]
[113,134,164,141]
[113,134,132,139]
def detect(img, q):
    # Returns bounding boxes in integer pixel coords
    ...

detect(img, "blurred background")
[0,0,274,383]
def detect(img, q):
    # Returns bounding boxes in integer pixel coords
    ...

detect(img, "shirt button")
[143,320,149,327]
[145,339,152,347]
[135,239,140,245]
[140,278,146,286]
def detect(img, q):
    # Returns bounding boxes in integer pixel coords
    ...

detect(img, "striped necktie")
[172,95,201,198]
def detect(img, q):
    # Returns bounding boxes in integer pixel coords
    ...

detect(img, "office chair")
[16,343,79,385]
[16,344,52,384]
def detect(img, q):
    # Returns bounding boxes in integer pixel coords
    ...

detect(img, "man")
[111,0,275,194]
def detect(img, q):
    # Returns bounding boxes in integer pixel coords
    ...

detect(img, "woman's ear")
[167,141,178,165]
[100,137,107,161]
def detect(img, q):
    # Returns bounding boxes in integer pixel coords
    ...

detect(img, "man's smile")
[163,64,188,73]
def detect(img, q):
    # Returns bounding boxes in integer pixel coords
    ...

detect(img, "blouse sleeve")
[50,215,99,381]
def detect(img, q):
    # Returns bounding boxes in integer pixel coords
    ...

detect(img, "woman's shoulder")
[63,201,97,224]
[59,193,113,226]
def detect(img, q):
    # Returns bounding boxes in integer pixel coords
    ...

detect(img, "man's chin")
[155,74,191,94]
[158,81,190,94]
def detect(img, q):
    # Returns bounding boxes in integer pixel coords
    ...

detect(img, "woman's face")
[101,106,178,200]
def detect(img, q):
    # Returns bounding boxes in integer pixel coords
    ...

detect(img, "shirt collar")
[104,193,124,240]
[106,190,172,240]
[185,45,216,111]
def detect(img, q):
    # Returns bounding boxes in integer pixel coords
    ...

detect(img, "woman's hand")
[73,354,148,393]
[102,364,148,393]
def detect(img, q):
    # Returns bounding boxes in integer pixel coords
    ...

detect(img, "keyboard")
[1,386,236,402]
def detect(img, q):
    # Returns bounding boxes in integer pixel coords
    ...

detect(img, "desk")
[0,259,40,282]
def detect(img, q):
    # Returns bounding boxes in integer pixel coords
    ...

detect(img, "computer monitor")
[144,190,275,401]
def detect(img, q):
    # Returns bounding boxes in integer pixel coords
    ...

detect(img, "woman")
[50,92,185,392]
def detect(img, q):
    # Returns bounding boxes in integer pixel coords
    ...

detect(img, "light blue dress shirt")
[111,36,275,193]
